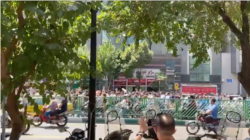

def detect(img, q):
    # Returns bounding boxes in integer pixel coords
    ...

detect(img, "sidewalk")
[67,117,250,128]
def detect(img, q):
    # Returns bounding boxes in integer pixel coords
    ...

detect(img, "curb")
[68,117,186,126]
[67,117,250,128]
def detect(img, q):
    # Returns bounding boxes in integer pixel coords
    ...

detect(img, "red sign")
[113,79,127,86]
[147,79,156,85]
[128,79,146,85]
[181,86,216,94]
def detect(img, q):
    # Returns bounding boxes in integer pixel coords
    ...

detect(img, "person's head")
[190,95,195,99]
[210,98,216,104]
[152,113,176,139]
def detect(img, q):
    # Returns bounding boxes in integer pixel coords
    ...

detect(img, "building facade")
[85,31,246,95]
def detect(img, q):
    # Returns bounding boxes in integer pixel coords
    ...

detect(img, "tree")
[1,1,102,139]
[152,72,168,91]
[100,1,250,95]
[122,40,153,87]
[97,41,121,89]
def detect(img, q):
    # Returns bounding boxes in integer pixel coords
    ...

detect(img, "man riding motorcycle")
[197,98,218,124]
[50,98,68,120]
[45,97,58,123]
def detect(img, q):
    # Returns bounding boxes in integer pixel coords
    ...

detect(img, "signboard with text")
[133,69,160,79]
[127,79,146,85]
[181,86,217,94]
[113,79,126,86]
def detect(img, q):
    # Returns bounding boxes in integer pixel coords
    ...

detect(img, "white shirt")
[47,100,58,111]
[148,95,154,98]
[160,95,166,99]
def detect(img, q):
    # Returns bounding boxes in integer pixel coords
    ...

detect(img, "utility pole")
[87,7,97,140]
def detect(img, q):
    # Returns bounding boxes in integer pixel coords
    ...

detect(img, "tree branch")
[206,2,243,40]
[16,61,37,96]
[17,1,25,28]
[5,1,25,59]
[240,1,249,43]
[217,7,243,40]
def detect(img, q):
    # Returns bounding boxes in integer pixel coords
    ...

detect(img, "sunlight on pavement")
[21,135,65,140]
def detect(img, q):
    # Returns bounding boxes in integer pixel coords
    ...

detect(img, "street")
[2,123,249,140]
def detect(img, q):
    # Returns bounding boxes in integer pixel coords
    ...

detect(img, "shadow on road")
[38,126,69,130]
[22,133,33,136]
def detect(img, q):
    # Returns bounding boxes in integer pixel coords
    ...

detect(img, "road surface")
[2,123,249,140]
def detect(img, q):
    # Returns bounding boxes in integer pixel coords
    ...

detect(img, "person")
[135,113,176,140]
[45,97,58,123]
[198,98,218,124]
[50,98,67,119]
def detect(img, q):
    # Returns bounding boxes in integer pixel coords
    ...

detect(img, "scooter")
[32,105,68,127]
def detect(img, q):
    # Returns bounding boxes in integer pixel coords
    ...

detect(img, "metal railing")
[26,96,250,120]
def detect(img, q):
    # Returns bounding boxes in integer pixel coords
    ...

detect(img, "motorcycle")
[32,105,68,127]
[186,111,242,140]
[186,111,221,135]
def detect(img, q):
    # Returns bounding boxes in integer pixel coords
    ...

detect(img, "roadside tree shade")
[1,1,103,139]
[100,1,250,95]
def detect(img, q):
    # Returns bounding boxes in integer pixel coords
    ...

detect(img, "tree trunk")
[107,76,112,90]
[238,42,250,95]
[6,91,23,140]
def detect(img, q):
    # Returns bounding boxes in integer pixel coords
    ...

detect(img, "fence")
[27,95,250,120]
[71,96,250,120]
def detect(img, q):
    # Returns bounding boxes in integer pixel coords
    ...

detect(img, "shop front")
[113,68,161,91]
[113,79,127,90]
[113,78,158,91]
[181,84,217,95]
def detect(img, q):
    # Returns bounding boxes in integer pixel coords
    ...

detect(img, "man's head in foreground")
[152,113,176,139]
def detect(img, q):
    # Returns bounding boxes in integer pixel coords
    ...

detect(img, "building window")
[189,56,210,82]
[102,31,110,43]
[166,60,175,70]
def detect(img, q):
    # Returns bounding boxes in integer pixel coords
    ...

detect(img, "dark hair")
[190,95,195,99]
[211,98,216,103]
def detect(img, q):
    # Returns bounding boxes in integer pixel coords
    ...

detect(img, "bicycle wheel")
[145,109,156,119]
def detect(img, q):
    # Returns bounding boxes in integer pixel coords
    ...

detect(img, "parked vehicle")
[32,105,67,127]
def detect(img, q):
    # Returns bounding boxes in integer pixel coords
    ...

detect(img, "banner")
[182,86,216,94]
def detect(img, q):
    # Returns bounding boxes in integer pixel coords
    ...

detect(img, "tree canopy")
[2,1,250,139]
[1,1,102,139]
[100,1,227,65]
[121,40,153,79]
[151,72,168,91]
[100,1,250,94]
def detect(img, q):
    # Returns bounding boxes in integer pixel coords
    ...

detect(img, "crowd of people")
[67,87,247,101]
[20,87,250,140]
